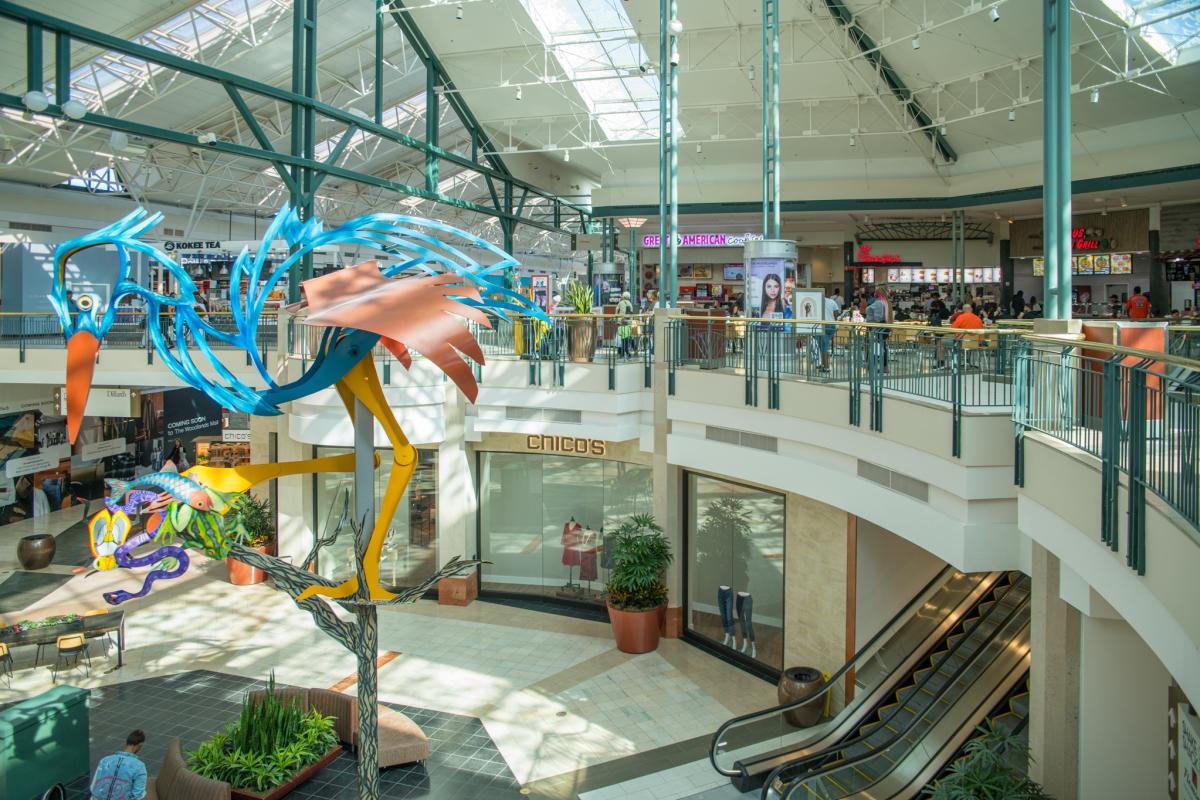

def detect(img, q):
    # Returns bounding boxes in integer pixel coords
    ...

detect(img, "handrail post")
[951,338,963,459]
[1127,365,1148,575]
[1100,356,1121,550]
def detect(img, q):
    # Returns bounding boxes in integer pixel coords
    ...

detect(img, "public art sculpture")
[55,205,546,797]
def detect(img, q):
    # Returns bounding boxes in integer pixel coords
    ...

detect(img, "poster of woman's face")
[748,258,796,318]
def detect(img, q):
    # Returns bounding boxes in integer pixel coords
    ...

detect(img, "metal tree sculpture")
[54,206,545,798]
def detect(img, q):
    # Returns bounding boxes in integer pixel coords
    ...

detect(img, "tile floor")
[0,555,776,799]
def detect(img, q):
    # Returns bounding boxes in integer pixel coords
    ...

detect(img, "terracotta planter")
[566,317,597,363]
[230,745,342,800]
[608,603,662,654]
[227,542,273,586]
[17,534,56,570]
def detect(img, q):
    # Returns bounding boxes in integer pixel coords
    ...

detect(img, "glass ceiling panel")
[517,0,662,142]
[1100,0,1200,65]
[59,165,127,194]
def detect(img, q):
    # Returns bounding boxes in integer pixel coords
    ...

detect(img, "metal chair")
[0,643,12,686]
[52,634,90,683]
[83,609,113,657]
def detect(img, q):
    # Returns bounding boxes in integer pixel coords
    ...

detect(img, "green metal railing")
[1013,336,1200,574]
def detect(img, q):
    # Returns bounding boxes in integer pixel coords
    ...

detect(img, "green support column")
[374,0,384,124]
[668,0,679,307]
[1043,0,1072,319]
[628,227,638,299]
[25,23,41,94]
[424,64,439,192]
[761,0,780,239]
[770,0,780,239]
[657,0,668,307]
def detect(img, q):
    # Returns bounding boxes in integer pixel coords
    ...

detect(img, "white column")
[437,389,475,563]
[652,307,682,632]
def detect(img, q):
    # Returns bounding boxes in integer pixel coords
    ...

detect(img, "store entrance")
[477,451,652,605]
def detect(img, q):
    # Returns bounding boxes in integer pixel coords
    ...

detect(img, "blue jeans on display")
[717,586,735,636]
[736,592,755,643]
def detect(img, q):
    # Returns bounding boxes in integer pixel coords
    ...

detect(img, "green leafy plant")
[606,514,673,611]
[2,613,81,635]
[187,673,338,792]
[562,278,594,314]
[925,719,1053,800]
[227,493,275,549]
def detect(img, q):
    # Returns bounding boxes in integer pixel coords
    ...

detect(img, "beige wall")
[854,519,946,650]
[784,492,849,675]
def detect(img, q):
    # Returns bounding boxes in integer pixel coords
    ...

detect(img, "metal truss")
[854,219,994,243]
[0,0,589,243]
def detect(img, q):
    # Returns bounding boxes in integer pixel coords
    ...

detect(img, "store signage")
[224,429,251,442]
[855,245,902,264]
[55,387,137,418]
[1180,703,1200,800]
[163,240,222,252]
[641,232,764,248]
[525,434,606,456]
[1070,227,1110,251]
[5,445,70,478]
[81,437,127,461]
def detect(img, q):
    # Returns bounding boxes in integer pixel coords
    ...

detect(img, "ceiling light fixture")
[939,125,948,135]
[849,135,856,146]
[515,86,523,101]
[1120,197,1128,208]
[456,4,463,19]
[911,35,920,49]
[696,142,702,153]
[668,18,683,36]
[21,90,49,112]
[1008,109,1016,122]
[747,64,756,81]
[109,130,130,151]
[1090,88,1100,103]
[197,131,217,144]
[61,99,88,120]
[990,6,1000,22]
[563,149,570,162]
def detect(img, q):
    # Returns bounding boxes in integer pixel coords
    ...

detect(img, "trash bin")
[778,666,825,727]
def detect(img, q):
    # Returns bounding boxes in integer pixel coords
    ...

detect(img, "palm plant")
[925,719,1053,800]
[562,278,595,314]
[607,514,673,611]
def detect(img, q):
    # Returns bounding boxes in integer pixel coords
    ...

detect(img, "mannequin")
[717,585,735,647]
[737,591,756,658]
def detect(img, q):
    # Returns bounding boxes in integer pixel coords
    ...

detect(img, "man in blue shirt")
[90,730,148,800]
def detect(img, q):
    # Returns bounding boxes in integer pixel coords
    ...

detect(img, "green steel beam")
[222,82,300,197]
[593,162,1200,217]
[53,31,67,105]
[24,21,40,93]
[374,0,384,125]
[820,0,958,165]
[385,1,510,178]
[307,123,360,196]
[0,1,587,223]
[424,62,439,193]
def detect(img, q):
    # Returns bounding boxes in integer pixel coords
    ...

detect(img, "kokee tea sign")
[641,232,764,248]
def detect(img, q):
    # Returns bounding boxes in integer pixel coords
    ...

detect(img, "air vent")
[857,459,929,502]
[163,227,185,237]
[505,406,581,424]
[705,426,778,453]
[9,221,52,232]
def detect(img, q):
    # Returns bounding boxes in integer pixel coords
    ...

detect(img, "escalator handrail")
[708,565,962,776]
[773,583,1031,800]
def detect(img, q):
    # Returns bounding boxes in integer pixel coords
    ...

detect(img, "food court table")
[0,610,125,668]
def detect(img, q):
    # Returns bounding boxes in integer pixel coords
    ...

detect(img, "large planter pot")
[227,542,273,586]
[778,666,825,727]
[566,317,597,363]
[230,745,342,800]
[608,603,662,654]
[17,534,56,570]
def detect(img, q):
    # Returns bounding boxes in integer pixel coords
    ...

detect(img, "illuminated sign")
[525,434,606,456]
[641,232,764,248]
[1070,227,1115,252]
[855,245,902,264]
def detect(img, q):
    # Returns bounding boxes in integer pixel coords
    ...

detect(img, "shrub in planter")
[606,514,673,654]
[925,719,1053,800]
[562,278,597,362]
[226,493,276,586]
[187,674,339,794]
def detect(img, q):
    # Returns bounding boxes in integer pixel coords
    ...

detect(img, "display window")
[313,447,438,591]
[477,451,652,605]
[686,473,785,671]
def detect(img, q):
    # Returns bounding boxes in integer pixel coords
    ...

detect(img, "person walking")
[865,287,893,371]
[817,291,841,373]
[90,730,148,800]
[615,291,635,358]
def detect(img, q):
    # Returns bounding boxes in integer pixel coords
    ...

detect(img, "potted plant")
[562,278,597,362]
[188,674,341,800]
[925,719,1052,800]
[606,514,673,654]
[226,493,276,586]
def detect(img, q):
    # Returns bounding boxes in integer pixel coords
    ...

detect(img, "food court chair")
[52,634,90,683]
[83,609,113,657]
[0,643,12,686]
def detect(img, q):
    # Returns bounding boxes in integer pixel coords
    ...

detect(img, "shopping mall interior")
[0,1,1198,798]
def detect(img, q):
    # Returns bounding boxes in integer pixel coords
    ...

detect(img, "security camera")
[639,62,651,73]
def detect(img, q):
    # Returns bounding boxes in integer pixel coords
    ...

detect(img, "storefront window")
[687,473,785,670]
[478,452,652,604]
[314,447,437,591]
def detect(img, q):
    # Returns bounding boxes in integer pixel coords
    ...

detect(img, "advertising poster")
[531,274,550,312]
[1182,704,1200,800]
[748,258,796,318]
[162,389,223,470]
[791,289,825,321]
[1112,253,1132,274]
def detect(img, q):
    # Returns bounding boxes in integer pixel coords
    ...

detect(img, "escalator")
[711,567,1014,791]
[927,671,1030,790]
[762,572,1031,799]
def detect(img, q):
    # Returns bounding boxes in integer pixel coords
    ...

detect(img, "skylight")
[59,165,127,194]
[1100,0,1200,65]
[517,0,662,141]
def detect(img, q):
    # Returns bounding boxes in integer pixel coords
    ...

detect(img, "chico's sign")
[526,434,606,456]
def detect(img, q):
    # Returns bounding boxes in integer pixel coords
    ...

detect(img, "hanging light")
[21,90,49,112]
[109,130,130,151]
[456,4,463,19]
[61,99,88,120]
[939,124,948,135]
[911,35,920,50]
[696,142,703,153]
[1007,109,1016,122]
[849,135,856,146]
[563,149,570,162]
[1090,88,1100,103]
[747,64,756,81]
[990,6,1000,22]
[668,18,684,36]
[515,86,523,101]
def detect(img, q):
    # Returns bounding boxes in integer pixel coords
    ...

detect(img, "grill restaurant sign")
[641,232,764,248]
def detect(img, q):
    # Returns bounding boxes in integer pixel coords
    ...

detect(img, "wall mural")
[53,204,547,798]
